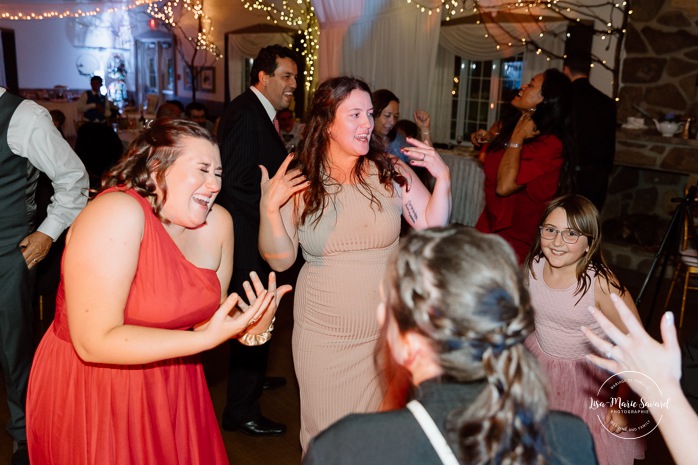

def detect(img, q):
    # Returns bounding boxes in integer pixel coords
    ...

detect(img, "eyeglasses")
[538,225,589,244]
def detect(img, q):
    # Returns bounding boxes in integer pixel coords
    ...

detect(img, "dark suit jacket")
[571,78,616,170]
[304,379,598,465]
[216,88,288,283]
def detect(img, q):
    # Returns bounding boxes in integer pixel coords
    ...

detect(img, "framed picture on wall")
[183,67,195,90]
[200,67,215,92]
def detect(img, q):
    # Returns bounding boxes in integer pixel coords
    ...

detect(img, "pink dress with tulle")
[525,257,645,465]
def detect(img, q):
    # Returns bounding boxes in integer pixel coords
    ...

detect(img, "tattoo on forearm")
[405,201,418,223]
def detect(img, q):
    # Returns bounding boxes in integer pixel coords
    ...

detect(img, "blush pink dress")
[26,188,228,465]
[525,257,645,465]
[293,166,403,450]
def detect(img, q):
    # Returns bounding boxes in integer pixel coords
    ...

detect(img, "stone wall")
[619,0,698,122]
[601,130,698,272]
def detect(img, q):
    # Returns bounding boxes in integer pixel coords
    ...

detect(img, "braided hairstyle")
[386,226,548,465]
[100,118,216,222]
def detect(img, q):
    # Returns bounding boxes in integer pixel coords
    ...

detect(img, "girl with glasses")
[522,194,645,465]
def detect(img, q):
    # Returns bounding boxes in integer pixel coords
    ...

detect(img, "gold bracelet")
[238,317,275,346]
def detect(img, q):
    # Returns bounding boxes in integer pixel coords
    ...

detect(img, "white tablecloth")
[440,149,485,226]
[36,100,80,139]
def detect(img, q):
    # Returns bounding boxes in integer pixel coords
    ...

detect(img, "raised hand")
[582,294,682,402]
[239,271,292,335]
[260,153,309,214]
[401,137,450,180]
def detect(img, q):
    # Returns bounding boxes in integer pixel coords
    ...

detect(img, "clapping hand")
[195,271,291,344]
[239,271,292,335]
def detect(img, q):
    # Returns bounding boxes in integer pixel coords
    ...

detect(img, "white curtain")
[312,0,441,122]
[226,32,294,99]
[429,46,456,144]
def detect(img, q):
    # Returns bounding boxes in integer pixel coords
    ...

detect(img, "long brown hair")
[100,118,215,222]
[386,226,548,464]
[523,194,625,299]
[296,76,405,226]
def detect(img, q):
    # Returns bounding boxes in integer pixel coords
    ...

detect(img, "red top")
[476,134,563,263]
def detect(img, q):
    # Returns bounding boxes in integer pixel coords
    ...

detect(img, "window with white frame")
[450,53,524,143]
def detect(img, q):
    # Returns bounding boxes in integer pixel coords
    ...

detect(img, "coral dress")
[293,166,403,450]
[26,188,228,465]
[525,257,645,465]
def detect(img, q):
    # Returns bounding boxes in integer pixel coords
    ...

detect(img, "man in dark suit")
[216,45,299,436]
[563,54,617,212]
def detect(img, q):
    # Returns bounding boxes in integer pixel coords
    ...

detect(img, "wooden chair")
[663,205,698,327]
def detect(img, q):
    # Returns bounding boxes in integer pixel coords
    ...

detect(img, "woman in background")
[373,89,433,161]
[304,226,597,465]
[259,76,451,450]
[475,69,572,262]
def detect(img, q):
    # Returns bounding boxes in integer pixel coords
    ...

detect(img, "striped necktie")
[273,116,282,139]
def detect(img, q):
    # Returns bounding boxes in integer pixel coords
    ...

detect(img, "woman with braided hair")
[303,226,597,465]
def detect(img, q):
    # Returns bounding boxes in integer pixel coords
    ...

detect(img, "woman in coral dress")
[258,76,452,450]
[26,119,289,464]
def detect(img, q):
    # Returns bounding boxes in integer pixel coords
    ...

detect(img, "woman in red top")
[475,68,573,263]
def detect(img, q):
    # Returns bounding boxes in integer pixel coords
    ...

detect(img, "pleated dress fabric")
[26,188,229,465]
[525,257,645,465]
[294,165,403,450]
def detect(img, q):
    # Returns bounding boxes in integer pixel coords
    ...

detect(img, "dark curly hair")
[296,76,405,226]
[488,68,574,195]
[100,118,216,222]
[386,226,549,465]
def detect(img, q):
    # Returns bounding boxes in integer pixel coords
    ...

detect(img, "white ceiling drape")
[312,0,441,122]
[439,14,566,61]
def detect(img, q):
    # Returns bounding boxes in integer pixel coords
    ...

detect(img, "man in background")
[563,54,617,212]
[277,108,304,153]
[185,101,215,133]
[77,75,111,122]
[0,87,88,464]
[216,44,299,436]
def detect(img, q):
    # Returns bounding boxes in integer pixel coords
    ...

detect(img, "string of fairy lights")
[241,0,319,92]
[0,0,158,21]
[403,0,630,96]
[147,0,223,59]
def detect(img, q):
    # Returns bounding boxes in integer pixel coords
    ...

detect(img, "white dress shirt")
[1,87,89,241]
